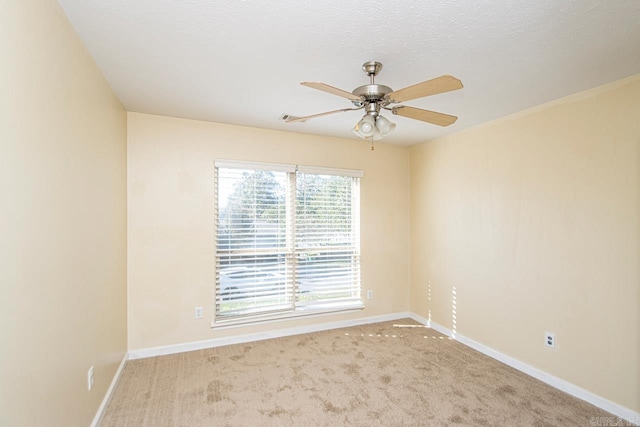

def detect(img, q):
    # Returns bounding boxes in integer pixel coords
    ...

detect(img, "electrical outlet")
[366,290,373,300]
[87,366,94,391]
[194,306,203,319]
[544,332,556,349]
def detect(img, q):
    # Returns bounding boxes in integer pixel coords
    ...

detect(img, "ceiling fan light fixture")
[376,115,396,136]
[353,114,376,138]
[353,113,395,140]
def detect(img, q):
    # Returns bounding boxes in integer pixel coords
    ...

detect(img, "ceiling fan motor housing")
[351,84,393,110]
[352,84,393,100]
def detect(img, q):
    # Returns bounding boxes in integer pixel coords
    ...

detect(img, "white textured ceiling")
[57,0,640,146]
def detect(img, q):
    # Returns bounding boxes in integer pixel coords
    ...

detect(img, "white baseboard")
[408,315,639,426]
[406,312,454,336]
[128,311,412,360]
[90,353,128,427]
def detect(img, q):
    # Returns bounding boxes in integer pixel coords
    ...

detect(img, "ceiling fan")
[283,61,463,141]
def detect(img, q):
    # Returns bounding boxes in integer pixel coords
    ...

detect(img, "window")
[214,160,362,324]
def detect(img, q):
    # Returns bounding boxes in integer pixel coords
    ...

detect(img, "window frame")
[212,159,364,327]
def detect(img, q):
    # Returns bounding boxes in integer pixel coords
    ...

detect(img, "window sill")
[210,304,365,330]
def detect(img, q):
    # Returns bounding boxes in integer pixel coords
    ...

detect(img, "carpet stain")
[449,415,464,424]
[519,400,533,410]
[368,411,381,420]
[230,354,243,361]
[453,388,466,398]
[355,351,365,359]
[206,380,231,403]
[262,406,287,417]
[207,355,219,364]
[496,385,517,397]
[380,374,391,384]
[348,396,366,410]
[341,363,361,376]
[472,417,489,426]
[322,401,345,414]
[377,359,391,369]
[321,367,335,376]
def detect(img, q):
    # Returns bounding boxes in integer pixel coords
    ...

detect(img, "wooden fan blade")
[285,108,361,123]
[387,75,463,103]
[392,106,458,127]
[301,82,362,101]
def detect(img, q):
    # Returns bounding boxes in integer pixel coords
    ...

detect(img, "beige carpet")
[101,319,621,426]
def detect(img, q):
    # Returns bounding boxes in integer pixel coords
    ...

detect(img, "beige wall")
[127,113,410,350]
[410,76,640,412]
[0,1,128,426]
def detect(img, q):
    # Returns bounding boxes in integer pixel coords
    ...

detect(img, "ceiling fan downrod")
[362,61,383,84]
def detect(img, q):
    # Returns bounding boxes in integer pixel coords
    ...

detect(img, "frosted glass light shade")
[352,113,395,140]
[376,115,396,135]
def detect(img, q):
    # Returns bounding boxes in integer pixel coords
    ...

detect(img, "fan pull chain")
[371,136,375,151]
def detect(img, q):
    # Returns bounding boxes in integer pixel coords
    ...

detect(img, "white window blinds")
[295,172,361,310]
[214,160,362,323]
[215,167,293,318]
